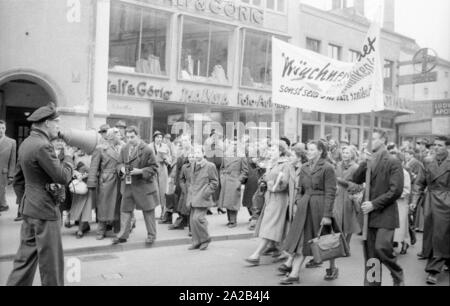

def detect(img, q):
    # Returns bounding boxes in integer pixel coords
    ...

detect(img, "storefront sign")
[398,72,438,85]
[172,0,264,25]
[108,79,173,101]
[238,93,289,109]
[108,99,151,117]
[272,20,384,114]
[433,101,450,117]
[180,88,229,106]
[384,94,410,111]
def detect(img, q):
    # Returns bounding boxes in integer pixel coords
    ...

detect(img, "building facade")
[1,0,415,147]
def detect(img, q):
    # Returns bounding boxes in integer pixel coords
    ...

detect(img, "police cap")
[27,102,60,123]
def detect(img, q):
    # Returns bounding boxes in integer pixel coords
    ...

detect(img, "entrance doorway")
[0,79,53,147]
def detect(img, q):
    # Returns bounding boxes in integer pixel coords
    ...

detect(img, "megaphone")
[58,128,100,155]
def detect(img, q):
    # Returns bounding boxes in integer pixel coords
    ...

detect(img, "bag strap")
[317,224,335,238]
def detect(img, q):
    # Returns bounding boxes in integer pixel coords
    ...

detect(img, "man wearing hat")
[412,136,450,285]
[7,103,74,286]
[98,124,111,141]
[416,138,432,164]
[115,120,127,142]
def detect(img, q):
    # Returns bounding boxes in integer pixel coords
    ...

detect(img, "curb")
[0,233,254,262]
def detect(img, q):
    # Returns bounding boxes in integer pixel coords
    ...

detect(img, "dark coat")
[13,128,73,221]
[242,158,265,209]
[283,158,337,256]
[351,150,404,230]
[0,136,16,179]
[118,141,159,212]
[413,155,450,258]
[87,143,122,221]
[177,162,193,216]
[186,161,219,209]
[218,157,249,210]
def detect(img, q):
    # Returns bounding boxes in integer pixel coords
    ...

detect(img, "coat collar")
[31,127,51,142]
[105,144,121,162]
[371,149,389,180]
[430,155,450,182]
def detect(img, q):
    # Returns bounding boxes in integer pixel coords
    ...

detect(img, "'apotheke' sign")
[108,79,173,101]
[433,100,450,117]
[238,93,289,109]
[172,0,264,25]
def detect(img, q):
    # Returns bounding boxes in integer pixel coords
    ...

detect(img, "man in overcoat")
[0,120,16,214]
[7,103,74,286]
[412,136,450,285]
[187,146,219,251]
[351,130,404,286]
[113,126,159,245]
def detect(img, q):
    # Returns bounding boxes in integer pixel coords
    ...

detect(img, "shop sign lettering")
[238,93,289,109]
[172,0,264,25]
[433,101,450,117]
[108,79,173,101]
[180,88,229,106]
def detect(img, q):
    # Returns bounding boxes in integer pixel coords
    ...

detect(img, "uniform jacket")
[187,161,219,209]
[118,141,159,212]
[351,150,404,229]
[218,157,249,210]
[87,143,122,221]
[413,155,450,258]
[13,128,73,221]
[0,136,17,179]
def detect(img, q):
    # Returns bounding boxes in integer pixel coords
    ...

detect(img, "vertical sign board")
[432,101,450,135]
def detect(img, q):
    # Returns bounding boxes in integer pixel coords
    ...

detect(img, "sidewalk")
[0,187,253,262]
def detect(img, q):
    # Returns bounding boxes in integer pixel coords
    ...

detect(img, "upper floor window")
[306,37,321,53]
[179,17,233,85]
[328,44,342,60]
[266,0,286,12]
[384,60,394,92]
[424,87,429,96]
[109,2,169,76]
[348,49,361,63]
[445,71,449,78]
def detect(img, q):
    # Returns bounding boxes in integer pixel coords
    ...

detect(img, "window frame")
[328,43,342,61]
[306,37,321,54]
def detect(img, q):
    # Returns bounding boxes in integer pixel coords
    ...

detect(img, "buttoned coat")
[283,158,337,255]
[351,150,404,230]
[413,155,450,258]
[87,143,122,221]
[149,142,171,208]
[186,161,219,209]
[218,157,249,211]
[118,141,159,212]
[0,136,16,179]
[13,128,73,221]
[177,162,193,216]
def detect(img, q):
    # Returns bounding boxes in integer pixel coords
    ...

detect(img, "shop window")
[241,30,277,89]
[381,118,394,129]
[325,126,341,141]
[345,127,360,147]
[180,17,233,85]
[348,49,360,63]
[306,37,321,53]
[345,114,360,126]
[302,110,320,122]
[363,115,379,127]
[324,113,342,124]
[328,44,341,60]
[109,2,169,75]
[424,87,429,96]
[384,60,394,92]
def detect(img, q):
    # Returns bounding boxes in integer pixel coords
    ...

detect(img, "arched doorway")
[0,78,55,146]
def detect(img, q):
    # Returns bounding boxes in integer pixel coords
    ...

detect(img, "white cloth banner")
[272,21,385,114]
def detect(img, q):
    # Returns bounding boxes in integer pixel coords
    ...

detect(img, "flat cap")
[98,124,111,133]
[153,130,163,139]
[115,120,127,128]
[27,102,59,123]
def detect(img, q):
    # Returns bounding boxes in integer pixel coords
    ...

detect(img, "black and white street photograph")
[0,0,449,290]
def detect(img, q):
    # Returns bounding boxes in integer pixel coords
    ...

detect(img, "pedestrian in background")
[0,120,17,215]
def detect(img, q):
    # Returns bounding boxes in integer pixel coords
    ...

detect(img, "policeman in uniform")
[7,103,74,286]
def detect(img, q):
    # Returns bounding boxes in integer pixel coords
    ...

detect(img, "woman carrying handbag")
[279,140,341,285]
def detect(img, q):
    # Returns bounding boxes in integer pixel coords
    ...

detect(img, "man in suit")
[113,126,159,245]
[412,136,450,285]
[0,120,17,214]
[351,130,404,286]
[7,103,74,286]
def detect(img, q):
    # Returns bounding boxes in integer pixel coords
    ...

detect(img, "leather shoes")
[168,224,185,230]
[305,259,322,268]
[280,276,300,285]
[112,238,127,245]
[324,268,339,281]
[426,273,438,285]
[145,238,155,245]
[245,258,260,266]
[417,252,427,260]
[14,216,23,222]
[262,246,279,256]
[199,241,210,251]
[188,244,200,250]
[278,264,292,274]
[227,223,237,229]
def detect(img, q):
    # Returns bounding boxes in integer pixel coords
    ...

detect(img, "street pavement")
[1,187,448,286]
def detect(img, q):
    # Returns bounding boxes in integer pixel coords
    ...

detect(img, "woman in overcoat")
[279,140,338,285]
[245,143,291,265]
[218,142,249,228]
[87,128,123,239]
[333,146,362,246]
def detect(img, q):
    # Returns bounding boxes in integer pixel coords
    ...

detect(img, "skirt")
[69,193,93,223]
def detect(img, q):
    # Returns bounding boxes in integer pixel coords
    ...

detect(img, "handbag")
[69,179,88,195]
[308,225,350,264]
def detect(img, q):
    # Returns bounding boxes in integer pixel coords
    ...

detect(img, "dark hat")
[98,124,110,134]
[153,130,163,139]
[416,138,429,145]
[115,120,127,128]
[27,102,59,123]
[435,136,450,144]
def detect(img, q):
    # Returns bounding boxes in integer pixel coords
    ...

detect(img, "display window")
[325,126,341,141]
[109,1,169,76]
[179,17,234,85]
